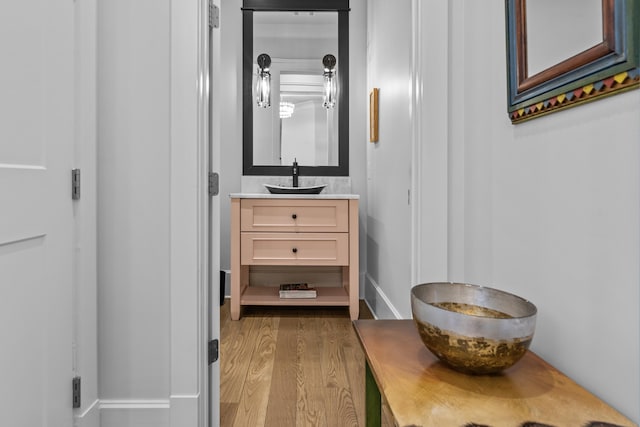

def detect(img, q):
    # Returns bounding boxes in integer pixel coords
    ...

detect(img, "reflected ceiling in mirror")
[253,11,339,167]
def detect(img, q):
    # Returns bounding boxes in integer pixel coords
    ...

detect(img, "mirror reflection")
[252,11,339,167]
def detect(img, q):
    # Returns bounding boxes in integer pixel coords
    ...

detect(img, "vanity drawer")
[240,232,349,265]
[241,199,349,232]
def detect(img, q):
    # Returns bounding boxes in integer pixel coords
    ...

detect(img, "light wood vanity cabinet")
[230,196,359,320]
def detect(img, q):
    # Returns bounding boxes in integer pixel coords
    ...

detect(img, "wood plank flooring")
[220,300,392,427]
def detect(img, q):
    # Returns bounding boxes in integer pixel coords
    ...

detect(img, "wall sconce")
[322,54,337,109]
[256,53,271,108]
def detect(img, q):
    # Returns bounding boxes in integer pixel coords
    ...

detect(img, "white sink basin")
[264,184,327,194]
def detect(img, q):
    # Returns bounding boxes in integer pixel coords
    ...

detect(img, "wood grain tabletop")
[353,319,636,427]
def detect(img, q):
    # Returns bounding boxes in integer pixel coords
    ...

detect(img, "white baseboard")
[74,399,100,427]
[100,399,171,409]
[99,399,170,427]
[97,396,201,427]
[362,298,379,319]
[170,395,200,427]
[364,274,402,319]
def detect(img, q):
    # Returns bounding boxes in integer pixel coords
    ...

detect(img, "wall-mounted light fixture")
[256,53,271,108]
[322,54,337,109]
[279,101,295,119]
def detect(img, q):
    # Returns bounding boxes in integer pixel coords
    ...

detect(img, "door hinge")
[208,339,219,365]
[72,376,81,409]
[209,0,219,29]
[71,169,81,200]
[208,172,219,196]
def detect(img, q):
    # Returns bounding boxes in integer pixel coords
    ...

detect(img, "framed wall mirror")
[506,0,639,123]
[243,0,350,176]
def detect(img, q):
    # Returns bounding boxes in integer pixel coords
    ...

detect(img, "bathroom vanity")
[229,194,359,320]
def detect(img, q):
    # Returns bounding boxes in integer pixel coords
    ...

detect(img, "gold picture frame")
[369,88,379,142]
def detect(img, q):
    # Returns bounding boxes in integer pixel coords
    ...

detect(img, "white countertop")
[230,193,359,199]
[240,176,353,195]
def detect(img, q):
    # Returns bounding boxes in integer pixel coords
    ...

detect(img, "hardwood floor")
[220,300,392,427]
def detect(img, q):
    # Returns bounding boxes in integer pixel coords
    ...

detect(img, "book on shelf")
[279,283,317,299]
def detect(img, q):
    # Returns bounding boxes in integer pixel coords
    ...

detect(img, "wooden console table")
[353,320,636,427]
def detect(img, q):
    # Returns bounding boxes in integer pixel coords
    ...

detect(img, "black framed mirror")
[242,0,350,176]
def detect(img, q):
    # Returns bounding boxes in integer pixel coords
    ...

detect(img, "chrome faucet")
[292,159,299,187]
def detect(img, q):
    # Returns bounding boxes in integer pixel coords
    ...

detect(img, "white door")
[0,1,75,426]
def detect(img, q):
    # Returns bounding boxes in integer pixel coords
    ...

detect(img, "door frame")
[73,0,100,424]
[409,0,449,285]
[170,0,216,425]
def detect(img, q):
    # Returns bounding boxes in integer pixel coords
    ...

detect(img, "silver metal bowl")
[411,282,537,375]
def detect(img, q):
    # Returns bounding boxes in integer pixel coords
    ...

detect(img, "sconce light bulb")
[256,70,271,108]
[323,73,337,109]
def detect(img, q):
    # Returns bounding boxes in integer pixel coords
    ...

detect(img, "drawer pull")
[292,213,297,219]
[292,247,298,253]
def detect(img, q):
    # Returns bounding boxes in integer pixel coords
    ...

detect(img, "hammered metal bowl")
[411,282,537,375]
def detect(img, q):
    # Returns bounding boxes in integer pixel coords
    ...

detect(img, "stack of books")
[279,283,317,299]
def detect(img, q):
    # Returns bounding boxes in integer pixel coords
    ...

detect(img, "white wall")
[219,0,244,294]
[364,0,413,318]
[413,0,640,421]
[349,0,369,295]
[366,0,639,422]
[97,0,171,424]
[451,1,638,421]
